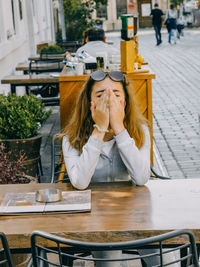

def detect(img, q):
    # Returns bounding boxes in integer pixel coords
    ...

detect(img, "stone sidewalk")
[39,27,200,182]
[139,28,200,179]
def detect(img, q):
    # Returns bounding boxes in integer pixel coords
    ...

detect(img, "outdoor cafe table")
[16,62,65,74]
[1,179,200,252]
[1,74,59,94]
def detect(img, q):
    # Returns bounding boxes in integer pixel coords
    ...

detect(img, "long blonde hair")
[60,76,148,152]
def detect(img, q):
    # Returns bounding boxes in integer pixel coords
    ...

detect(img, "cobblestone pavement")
[40,28,200,182]
[107,28,200,179]
[139,28,200,179]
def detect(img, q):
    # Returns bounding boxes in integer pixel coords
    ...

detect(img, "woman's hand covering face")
[91,77,126,134]
[108,88,125,134]
[91,91,109,131]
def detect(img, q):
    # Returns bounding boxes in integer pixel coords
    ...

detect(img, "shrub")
[0,94,51,139]
[40,45,63,54]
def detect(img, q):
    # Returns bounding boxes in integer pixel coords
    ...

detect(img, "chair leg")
[38,158,43,176]
[141,258,148,267]
[62,256,73,266]
[39,249,49,267]
[180,247,188,267]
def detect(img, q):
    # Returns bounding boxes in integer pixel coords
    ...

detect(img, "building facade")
[0,0,54,94]
[97,0,168,30]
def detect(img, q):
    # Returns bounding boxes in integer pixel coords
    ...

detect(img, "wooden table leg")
[11,84,16,94]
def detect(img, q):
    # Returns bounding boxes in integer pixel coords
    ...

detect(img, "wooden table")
[59,67,155,163]
[16,62,65,74]
[28,54,65,61]
[1,179,200,252]
[1,74,59,94]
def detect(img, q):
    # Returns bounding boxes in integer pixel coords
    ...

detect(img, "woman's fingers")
[97,92,109,112]
[109,88,119,107]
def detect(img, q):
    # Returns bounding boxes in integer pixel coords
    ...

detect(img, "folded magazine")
[0,190,91,215]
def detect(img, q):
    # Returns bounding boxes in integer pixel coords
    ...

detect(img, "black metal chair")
[30,229,199,267]
[150,164,171,180]
[0,232,14,267]
[57,40,81,53]
[50,133,69,183]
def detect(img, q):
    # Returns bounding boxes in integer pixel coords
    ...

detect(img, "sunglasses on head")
[90,70,125,82]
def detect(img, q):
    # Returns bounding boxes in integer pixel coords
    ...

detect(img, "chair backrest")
[0,232,14,267]
[150,164,171,180]
[57,40,81,53]
[30,229,199,267]
[51,133,69,183]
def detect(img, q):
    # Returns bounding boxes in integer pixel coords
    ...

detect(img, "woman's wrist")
[93,124,109,133]
[113,124,125,136]
[91,128,105,141]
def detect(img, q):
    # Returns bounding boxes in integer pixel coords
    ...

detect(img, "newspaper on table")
[0,190,91,215]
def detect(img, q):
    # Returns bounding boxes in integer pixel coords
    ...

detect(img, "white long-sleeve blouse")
[62,126,150,190]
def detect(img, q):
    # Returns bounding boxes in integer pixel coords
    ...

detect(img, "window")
[11,0,16,32]
[116,0,127,19]
[19,0,23,20]
[96,3,107,19]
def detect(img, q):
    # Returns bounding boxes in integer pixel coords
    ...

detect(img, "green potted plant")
[0,94,51,178]
[40,44,63,54]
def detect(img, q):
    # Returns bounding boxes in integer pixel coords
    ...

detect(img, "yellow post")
[120,40,136,73]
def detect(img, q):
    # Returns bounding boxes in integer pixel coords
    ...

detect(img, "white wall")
[0,0,54,95]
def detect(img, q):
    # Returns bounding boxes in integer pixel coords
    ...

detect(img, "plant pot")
[1,135,42,178]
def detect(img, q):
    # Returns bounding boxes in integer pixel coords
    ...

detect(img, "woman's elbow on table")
[69,176,90,190]
[132,168,150,186]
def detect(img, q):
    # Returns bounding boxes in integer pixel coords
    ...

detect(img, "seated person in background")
[76,27,118,62]
[61,70,150,190]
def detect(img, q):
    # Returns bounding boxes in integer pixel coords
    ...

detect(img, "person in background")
[165,4,178,44]
[186,13,193,27]
[76,27,118,62]
[177,14,185,38]
[95,17,103,29]
[150,3,164,46]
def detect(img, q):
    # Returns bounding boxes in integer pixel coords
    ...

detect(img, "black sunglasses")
[90,70,125,82]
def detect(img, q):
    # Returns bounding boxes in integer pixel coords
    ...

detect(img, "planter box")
[1,135,42,177]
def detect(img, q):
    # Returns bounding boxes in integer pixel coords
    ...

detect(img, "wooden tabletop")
[28,54,65,61]
[1,74,59,85]
[16,62,65,72]
[1,179,200,250]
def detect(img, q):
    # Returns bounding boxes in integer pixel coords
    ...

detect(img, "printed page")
[44,190,91,212]
[0,190,91,215]
[0,192,44,214]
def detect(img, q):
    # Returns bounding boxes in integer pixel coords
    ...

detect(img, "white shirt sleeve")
[62,136,103,189]
[114,126,150,186]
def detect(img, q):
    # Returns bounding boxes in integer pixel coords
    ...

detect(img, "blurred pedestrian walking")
[165,4,178,44]
[177,14,185,38]
[150,3,164,46]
